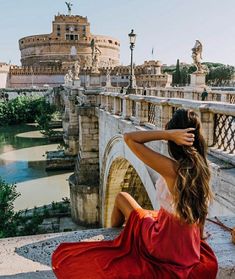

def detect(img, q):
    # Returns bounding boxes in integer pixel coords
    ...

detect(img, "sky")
[0,0,235,67]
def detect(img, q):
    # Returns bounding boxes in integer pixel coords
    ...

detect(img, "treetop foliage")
[163,60,235,86]
[0,96,56,126]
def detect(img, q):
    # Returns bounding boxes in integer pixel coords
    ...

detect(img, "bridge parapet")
[100,92,235,166]
[95,92,235,225]
[105,87,235,104]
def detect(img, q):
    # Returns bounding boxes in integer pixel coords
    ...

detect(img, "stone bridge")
[48,86,235,228]
[1,86,234,279]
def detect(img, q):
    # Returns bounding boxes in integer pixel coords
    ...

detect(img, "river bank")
[0,124,71,211]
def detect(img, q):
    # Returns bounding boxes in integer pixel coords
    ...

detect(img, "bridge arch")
[100,135,158,227]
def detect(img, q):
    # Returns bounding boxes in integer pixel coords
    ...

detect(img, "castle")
[0,7,171,89]
[19,14,120,68]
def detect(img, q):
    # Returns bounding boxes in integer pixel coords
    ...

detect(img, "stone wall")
[0,63,10,88]
[67,90,100,226]
[8,73,64,88]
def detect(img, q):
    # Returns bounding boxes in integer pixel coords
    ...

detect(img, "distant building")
[0,63,10,88]
[135,60,172,88]
[5,13,120,88]
[2,13,171,89]
[19,14,120,68]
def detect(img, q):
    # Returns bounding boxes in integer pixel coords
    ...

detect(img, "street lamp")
[84,66,87,89]
[116,72,119,87]
[128,29,136,93]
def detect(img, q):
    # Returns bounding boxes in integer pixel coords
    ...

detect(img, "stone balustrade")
[47,86,235,220]
[100,92,235,165]
[105,87,235,104]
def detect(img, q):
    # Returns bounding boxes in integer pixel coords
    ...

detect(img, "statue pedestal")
[64,81,73,87]
[105,80,111,87]
[73,79,81,87]
[190,72,206,88]
[132,75,137,88]
[90,74,101,86]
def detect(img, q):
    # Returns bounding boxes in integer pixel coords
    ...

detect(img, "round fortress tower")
[19,14,120,68]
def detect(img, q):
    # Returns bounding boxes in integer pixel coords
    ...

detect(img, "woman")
[52,109,218,279]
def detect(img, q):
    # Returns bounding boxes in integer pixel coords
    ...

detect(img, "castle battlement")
[0,63,10,72]
[54,14,88,22]
[10,65,67,75]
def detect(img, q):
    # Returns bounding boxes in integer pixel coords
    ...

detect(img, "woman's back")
[145,176,202,267]
[156,176,174,214]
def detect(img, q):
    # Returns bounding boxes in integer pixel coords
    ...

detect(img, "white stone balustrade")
[110,92,122,115]
[104,86,235,104]
[99,91,235,166]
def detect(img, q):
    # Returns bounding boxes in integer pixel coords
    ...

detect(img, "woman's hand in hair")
[167,128,195,146]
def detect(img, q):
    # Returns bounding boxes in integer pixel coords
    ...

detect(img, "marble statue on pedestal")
[64,73,70,85]
[68,69,74,81]
[64,69,74,85]
[106,68,112,87]
[90,39,102,74]
[191,40,208,74]
[73,61,81,87]
[74,61,80,80]
[190,40,209,88]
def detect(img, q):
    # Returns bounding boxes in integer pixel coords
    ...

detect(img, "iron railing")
[214,114,235,154]
[147,103,156,124]
[131,100,136,117]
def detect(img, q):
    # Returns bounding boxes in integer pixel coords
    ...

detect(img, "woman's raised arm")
[123,129,195,185]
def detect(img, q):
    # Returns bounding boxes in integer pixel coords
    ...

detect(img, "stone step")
[0,216,234,278]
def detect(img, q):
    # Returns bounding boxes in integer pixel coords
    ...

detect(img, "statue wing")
[198,42,203,59]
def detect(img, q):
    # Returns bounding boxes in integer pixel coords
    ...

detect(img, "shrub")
[0,179,20,238]
[0,96,56,126]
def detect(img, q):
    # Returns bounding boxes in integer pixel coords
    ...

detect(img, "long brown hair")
[166,109,213,225]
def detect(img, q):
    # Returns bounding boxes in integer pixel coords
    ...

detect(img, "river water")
[0,124,71,211]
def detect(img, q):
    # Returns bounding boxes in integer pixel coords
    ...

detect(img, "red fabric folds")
[52,208,218,279]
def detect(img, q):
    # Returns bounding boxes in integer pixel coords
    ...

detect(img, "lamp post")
[128,29,136,93]
[116,72,119,87]
[84,66,87,89]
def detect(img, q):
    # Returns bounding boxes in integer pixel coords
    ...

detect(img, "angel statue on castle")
[65,1,73,15]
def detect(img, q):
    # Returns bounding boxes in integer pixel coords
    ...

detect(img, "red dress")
[52,207,218,278]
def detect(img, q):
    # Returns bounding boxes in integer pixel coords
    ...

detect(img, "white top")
[156,176,174,213]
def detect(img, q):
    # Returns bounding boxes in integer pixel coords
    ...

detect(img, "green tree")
[0,96,56,126]
[0,179,20,238]
[173,59,181,86]
[164,61,234,87]
[180,66,190,86]
[206,65,235,86]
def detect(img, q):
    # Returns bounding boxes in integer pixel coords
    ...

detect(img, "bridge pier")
[62,89,80,155]
[69,105,100,227]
